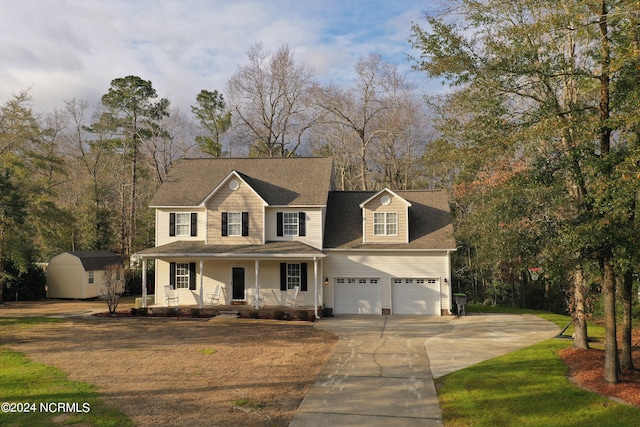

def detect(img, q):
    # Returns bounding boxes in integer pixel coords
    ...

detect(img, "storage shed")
[46,251,122,299]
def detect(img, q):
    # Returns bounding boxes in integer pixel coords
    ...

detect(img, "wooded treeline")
[0,44,434,299]
[411,0,640,383]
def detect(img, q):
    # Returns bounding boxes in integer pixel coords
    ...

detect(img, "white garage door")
[334,278,381,314]
[392,278,440,315]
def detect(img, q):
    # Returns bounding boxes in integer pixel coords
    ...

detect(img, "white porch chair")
[283,285,300,307]
[206,285,222,305]
[252,291,265,307]
[165,285,179,307]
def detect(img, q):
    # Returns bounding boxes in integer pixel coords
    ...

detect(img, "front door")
[232,267,245,300]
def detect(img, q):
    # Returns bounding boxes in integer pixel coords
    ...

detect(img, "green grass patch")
[0,318,132,427]
[438,308,638,426]
[231,397,264,409]
[0,317,61,329]
[198,348,217,355]
[467,304,551,315]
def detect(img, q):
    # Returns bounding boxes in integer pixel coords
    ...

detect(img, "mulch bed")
[93,305,318,321]
[559,327,640,407]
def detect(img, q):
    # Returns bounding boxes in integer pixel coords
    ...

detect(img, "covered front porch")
[133,241,327,319]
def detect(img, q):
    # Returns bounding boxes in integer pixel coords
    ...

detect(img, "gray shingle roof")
[68,251,122,271]
[150,157,334,207]
[323,190,456,250]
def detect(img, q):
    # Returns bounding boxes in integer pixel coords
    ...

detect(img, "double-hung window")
[279,262,308,291]
[227,212,242,236]
[287,263,301,290]
[169,212,197,237]
[276,212,306,237]
[374,212,397,236]
[283,212,298,236]
[175,213,191,236]
[221,212,249,236]
[170,262,196,290]
[175,263,190,289]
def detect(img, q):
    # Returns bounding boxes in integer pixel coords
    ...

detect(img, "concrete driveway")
[289,313,560,427]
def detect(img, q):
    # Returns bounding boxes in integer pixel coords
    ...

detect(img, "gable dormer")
[203,171,267,245]
[359,188,411,244]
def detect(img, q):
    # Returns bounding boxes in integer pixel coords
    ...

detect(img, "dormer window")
[374,212,397,236]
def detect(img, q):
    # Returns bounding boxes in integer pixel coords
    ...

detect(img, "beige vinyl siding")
[157,259,256,305]
[362,193,409,244]
[156,208,206,246]
[265,207,324,250]
[156,259,322,307]
[206,178,264,245]
[87,271,103,298]
[324,251,451,314]
[89,270,116,298]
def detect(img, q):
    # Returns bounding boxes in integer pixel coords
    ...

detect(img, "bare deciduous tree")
[314,54,428,190]
[102,263,125,314]
[141,108,199,185]
[227,43,320,157]
[369,67,432,190]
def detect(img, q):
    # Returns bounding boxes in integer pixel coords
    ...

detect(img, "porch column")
[319,258,324,309]
[255,259,260,309]
[313,257,318,319]
[446,250,452,315]
[199,259,204,309]
[141,258,147,308]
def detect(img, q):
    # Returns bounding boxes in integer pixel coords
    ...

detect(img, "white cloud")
[0,0,438,114]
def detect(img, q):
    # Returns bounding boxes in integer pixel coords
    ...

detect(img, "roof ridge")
[396,189,448,193]
[329,189,446,193]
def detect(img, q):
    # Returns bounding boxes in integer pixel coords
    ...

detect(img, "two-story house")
[134,157,456,317]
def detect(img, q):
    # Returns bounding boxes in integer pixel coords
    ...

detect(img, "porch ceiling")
[133,240,325,259]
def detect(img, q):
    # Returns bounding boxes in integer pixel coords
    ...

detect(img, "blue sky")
[1,0,442,114]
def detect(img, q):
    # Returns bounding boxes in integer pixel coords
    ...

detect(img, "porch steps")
[216,310,240,319]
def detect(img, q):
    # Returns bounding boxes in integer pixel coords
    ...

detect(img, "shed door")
[392,278,440,315]
[334,278,381,314]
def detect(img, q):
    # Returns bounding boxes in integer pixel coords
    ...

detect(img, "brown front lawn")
[0,300,339,427]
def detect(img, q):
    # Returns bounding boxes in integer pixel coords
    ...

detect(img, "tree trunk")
[128,140,138,261]
[602,257,619,384]
[597,0,611,156]
[359,135,367,190]
[572,263,589,349]
[120,156,127,256]
[620,269,634,370]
